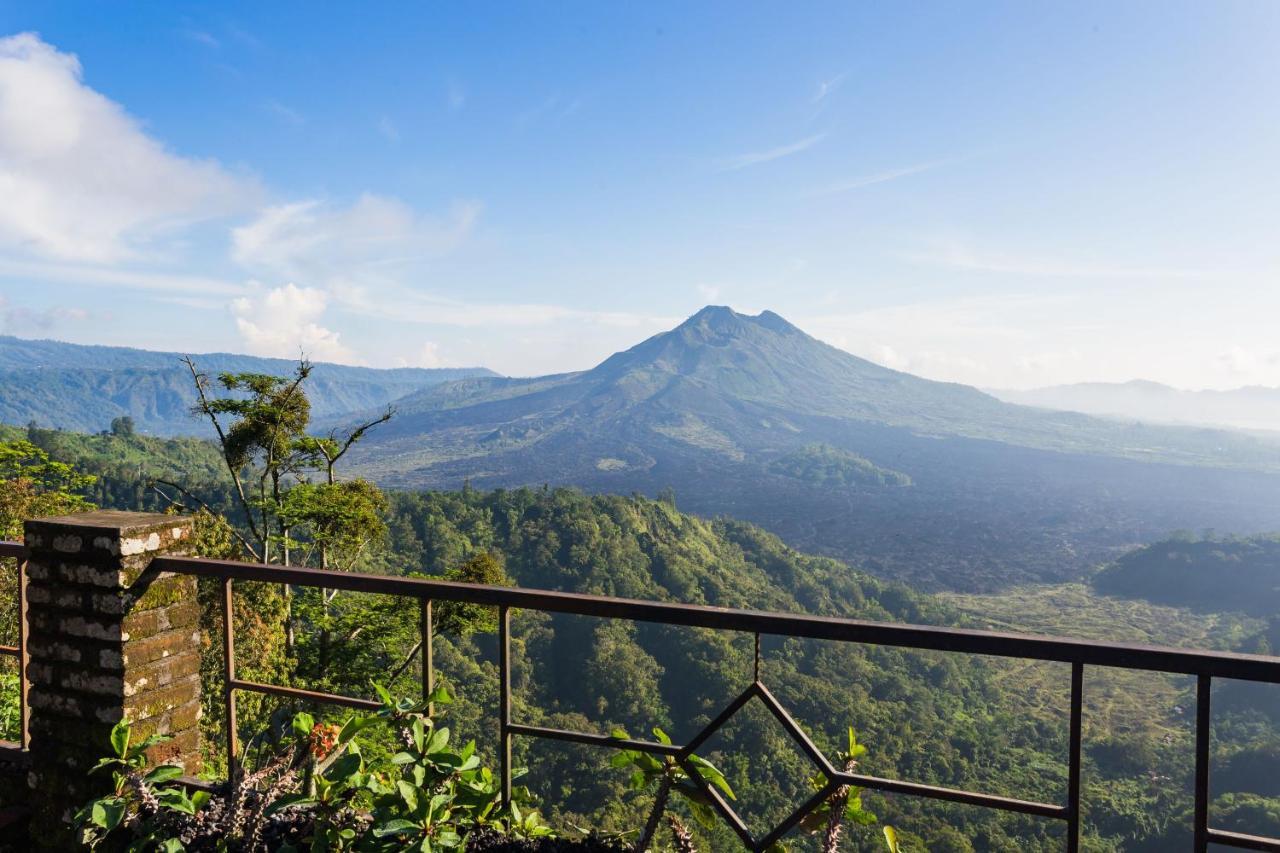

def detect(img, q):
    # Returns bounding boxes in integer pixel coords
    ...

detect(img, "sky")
[0,1,1277,389]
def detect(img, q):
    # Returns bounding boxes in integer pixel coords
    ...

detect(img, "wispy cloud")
[0,296,91,332]
[265,99,304,126]
[812,72,847,104]
[181,29,220,49]
[696,283,722,302]
[377,116,400,144]
[516,94,582,129]
[808,160,947,196]
[446,78,466,111]
[719,133,825,171]
[0,258,245,296]
[918,240,1225,280]
[226,24,264,51]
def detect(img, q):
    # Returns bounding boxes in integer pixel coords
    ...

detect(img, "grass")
[939,583,1264,741]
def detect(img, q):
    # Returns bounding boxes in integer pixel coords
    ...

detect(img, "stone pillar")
[22,511,201,847]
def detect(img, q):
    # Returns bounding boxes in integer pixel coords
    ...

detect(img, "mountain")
[334,307,1280,591]
[991,379,1280,433]
[0,336,496,435]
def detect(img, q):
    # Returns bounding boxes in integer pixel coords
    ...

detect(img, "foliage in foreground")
[75,686,559,852]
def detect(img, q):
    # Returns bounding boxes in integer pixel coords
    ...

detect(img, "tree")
[0,439,97,739]
[0,438,96,539]
[110,416,136,438]
[179,357,393,651]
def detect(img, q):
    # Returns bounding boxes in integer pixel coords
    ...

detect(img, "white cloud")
[414,341,446,368]
[0,295,90,332]
[812,72,847,104]
[1215,346,1280,377]
[695,283,721,302]
[377,116,400,143]
[230,283,354,363]
[809,160,948,196]
[719,134,825,171]
[232,194,480,286]
[0,32,259,263]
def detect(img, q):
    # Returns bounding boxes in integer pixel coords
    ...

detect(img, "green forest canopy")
[1,422,1279,850]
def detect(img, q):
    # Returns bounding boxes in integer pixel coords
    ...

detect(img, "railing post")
[1066,662,1083,853]
[498,605,511,807]
[221,577,238,778]
[1194,674,1212,852]
[23,511,199,849]
[420,599,434,714]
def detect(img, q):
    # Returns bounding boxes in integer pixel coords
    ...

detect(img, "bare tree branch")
[183,356,265,548]
[151,479,261,562]
[321,407,394,483]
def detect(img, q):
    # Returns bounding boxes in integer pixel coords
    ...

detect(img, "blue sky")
[0,2,1277,388]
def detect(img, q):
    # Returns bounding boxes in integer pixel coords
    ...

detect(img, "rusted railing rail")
[2,539,1279,850]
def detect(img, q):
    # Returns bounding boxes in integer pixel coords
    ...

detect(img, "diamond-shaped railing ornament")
[676,680,842,851]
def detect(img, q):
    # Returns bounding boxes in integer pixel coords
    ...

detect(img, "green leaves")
[89,798,125,832]
[109,719,130,758]
[291,711,316,741]
[76,687,550,851]
[143,765,185,786]
[686,753,735,801]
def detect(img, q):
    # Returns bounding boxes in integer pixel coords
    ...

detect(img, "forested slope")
[3,424,1277,849]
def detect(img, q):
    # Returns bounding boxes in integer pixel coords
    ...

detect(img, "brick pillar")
[22,511,201,847]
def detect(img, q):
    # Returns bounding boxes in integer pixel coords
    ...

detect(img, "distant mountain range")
[7,310,1280,590]
[323,306,1280,590]
[0,336,494,435]
[991,380,1280,433]
[337,306,1280,480]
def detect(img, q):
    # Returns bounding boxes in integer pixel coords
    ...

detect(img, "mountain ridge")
[0,335,497,435]
[342,306,1280,474]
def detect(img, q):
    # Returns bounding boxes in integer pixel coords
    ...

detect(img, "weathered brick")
[123,650,200,697]
[130,574,196,613]
[125,673,201,722]
[23,511,200,849]
[121,625,199,667]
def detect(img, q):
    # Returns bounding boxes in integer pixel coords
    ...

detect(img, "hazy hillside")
[0,336,495,435]
[1093,533,1280,617]
[333,307,1280,590]
[8,419,1277,848]
[993,380,1280,433]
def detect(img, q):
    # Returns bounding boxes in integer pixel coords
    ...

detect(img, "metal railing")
[2,539,1279,850]
[149,554,1280,853]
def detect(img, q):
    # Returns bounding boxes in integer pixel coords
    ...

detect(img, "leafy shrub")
[74,685,554,852]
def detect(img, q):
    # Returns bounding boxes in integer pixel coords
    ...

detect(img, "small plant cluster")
[73,685,905,852]
[608,727,734,852]
[73,685,563,852]
[610,726,901,853]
